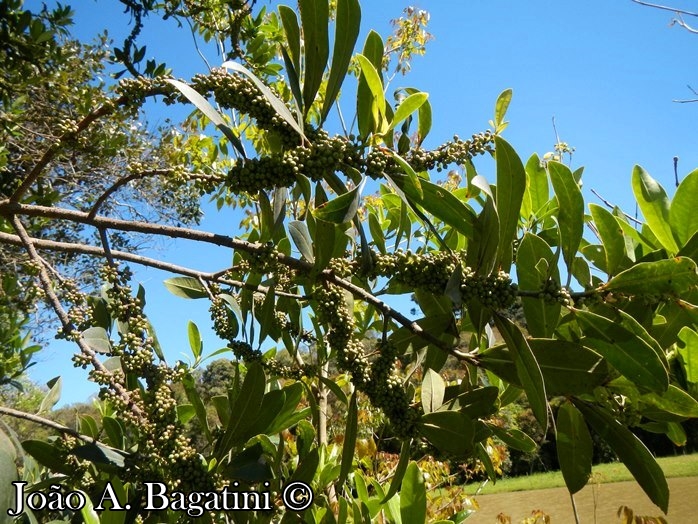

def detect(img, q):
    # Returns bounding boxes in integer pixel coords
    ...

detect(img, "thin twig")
[8,216,145,423]
[590,188,643,225]
[630,0,698,18]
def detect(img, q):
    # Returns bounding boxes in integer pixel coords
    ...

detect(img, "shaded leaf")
[420,411,474,456]
[338,392,358,487]
[489,425,536,453]
[573,399,669,513]
[321,0,361,123]
[380,438,411,503]
[400,462,427,524]
[670,168,698,246]
[556,402,592,494]
[289,220,315,263]
[494,136,526,272]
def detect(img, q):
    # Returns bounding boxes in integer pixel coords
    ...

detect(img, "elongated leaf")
[421,369,445,413]
[515,233,561,337]
[524,153,549,217]
[163,277,208,299]
[321,0,361,123]
[22,440,74,474]
[573,399,669,513]
[390,173,476,241]
[72,442,128,468]
[214,362,266,459]
[632,165,679,254]
[575,309,668,393]
[556,402,592,494]
[313,179,364,223]
[549,161,584,275]
[494,136,526,272]
[279,6,301,72]
[356,53,386,129]
[489,425,536,453]
[494,315,548,428]
[380,439,411,503]
[357,31,384,138]
[299,0,329,113]
[338,392,358,487]
[642,384,698,418]
[479,339,609,396]
[387,92,429,133]
[81,327,111,354]
[469,196,499,276]
[420,411,474,456]
[400,462,427,524]
[221,61,306,140]
[589,203,629,276]
[670,168,698,246]
[165,79,246,158]
[602,257,698,297]
[288,220,315,263]
[187,320,202,359]
[0,428,18,522]
[403,87,432,145]
[182,372,212,443]
[678,327,698,382]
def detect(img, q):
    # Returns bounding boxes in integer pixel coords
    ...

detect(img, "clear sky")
[23,0,698,405]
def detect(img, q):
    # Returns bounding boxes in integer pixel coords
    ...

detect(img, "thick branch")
[0,406,98,445]
[0,201,466,359]
[0,231,303,299]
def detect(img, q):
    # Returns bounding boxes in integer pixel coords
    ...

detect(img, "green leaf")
[403,87,432,146]
[388,150,423,199]
[22,440,73,474]
[493,88,513,131]
[469,196,499,276]
[573,399,669,513]
[494,136,526,272]
[187,320,202,360]
[678,327,698,382]
[642,385,698,418]
[81,327,111,354]
[421,369,445,413]
[289,220,315,263]
[299,0,329,114]
[632,165,679,254]
[163,277,208,299]
[556,402,592,494]
[214,362,266,460]
[182,372,212,443]
[102,416,124,449]
[670,168,698,246]
[338,392,358,487]
[575,309,669,393]
[380,439,411,503]
[387,92,429,133]
[515,233,561,337]
[0,433,18,522]
[523,153,549,217]
[312,179,364,223]
[38,376,61,414]
[356,53,386,132]
[164,79,246,158]
[602,257,698,297]
[489,425,536,453]
[549,161,584,276]
[176,404,196,424]
[72,442,128,468]
[356,31,384,138]
[494,315,548,429]
[279,6,301,72]
[420,411,474,456]
[589,203,629,276]
[390,174,476,241]
[321,0,361,124]
[400,462,427,524]
[221,61,306,141]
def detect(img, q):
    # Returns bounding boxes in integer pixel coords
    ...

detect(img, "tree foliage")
[1,0,697,522]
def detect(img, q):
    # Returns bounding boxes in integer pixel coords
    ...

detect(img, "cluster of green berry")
[315,283,419,438]
[227,339,315,379]
[460,269,518,310]
[371,250,460,294]
[537,277,572,307]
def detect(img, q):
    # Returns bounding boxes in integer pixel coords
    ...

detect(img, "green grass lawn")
[465,453,698,496]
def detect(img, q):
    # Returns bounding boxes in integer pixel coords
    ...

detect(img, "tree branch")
[0,406,99,445]
[630,0,698,18]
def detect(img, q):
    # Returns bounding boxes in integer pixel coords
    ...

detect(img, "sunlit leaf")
[602,257,698,297]
[299,0,329,113]
[421,369,445,413]
[494,136,526,272]
[549,161,584,276]
[163,277,208,299]
[632,165,678,254]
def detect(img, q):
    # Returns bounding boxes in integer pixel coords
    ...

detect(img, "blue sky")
[23,0,698,405]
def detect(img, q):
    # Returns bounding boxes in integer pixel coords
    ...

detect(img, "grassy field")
[465,453,698,496]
